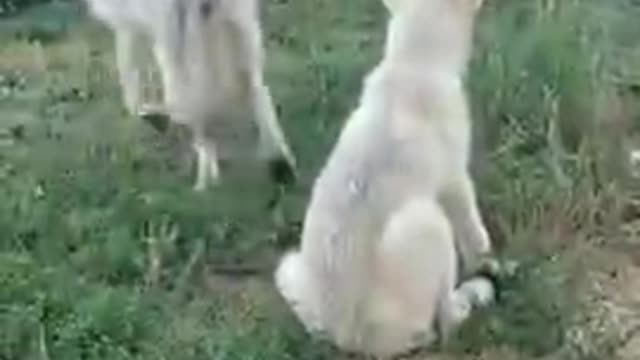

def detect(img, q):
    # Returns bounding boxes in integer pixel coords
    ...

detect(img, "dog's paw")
[475,257,520,302]
[459,277,495,308]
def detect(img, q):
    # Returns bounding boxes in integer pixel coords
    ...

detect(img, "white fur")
[275,0,493,356]
[85,0,296,190]
[631,149,640,178]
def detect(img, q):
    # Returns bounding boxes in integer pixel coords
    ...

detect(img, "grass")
[1,0,639,359]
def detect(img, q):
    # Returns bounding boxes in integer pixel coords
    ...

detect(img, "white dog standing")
[275,0,496,357]
[85,0,296,190]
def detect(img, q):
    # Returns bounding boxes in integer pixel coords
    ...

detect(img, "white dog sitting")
[275,0,496,356]
[85,0,296,190]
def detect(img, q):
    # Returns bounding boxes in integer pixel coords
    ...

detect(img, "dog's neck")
[382,15,471,78]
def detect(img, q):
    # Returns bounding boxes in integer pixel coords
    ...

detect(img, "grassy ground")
[0,1,639,359]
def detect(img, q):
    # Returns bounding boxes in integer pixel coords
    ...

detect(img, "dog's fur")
[631,149,640,178]
[275,0,494,356]
[85,0,295,190]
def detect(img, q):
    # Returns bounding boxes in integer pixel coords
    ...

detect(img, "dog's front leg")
[191,121,220,191]
[440,173,493,276]
[134,40,185,132]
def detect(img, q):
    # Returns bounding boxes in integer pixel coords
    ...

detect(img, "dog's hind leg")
[137,37,185,119]
[191,120,220,191]
[376,197,495,351]
[151,28,220,191]
[114,28,144,116]
[372,199,458,354]
[134,39,185,132]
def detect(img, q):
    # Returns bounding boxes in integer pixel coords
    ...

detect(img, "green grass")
[1,1,639,359]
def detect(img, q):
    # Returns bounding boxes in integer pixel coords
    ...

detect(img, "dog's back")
[86,0,297,189]
[86,0,259,113]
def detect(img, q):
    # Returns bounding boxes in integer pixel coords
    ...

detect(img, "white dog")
[85,0,296,190]
[275,0,495,356]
